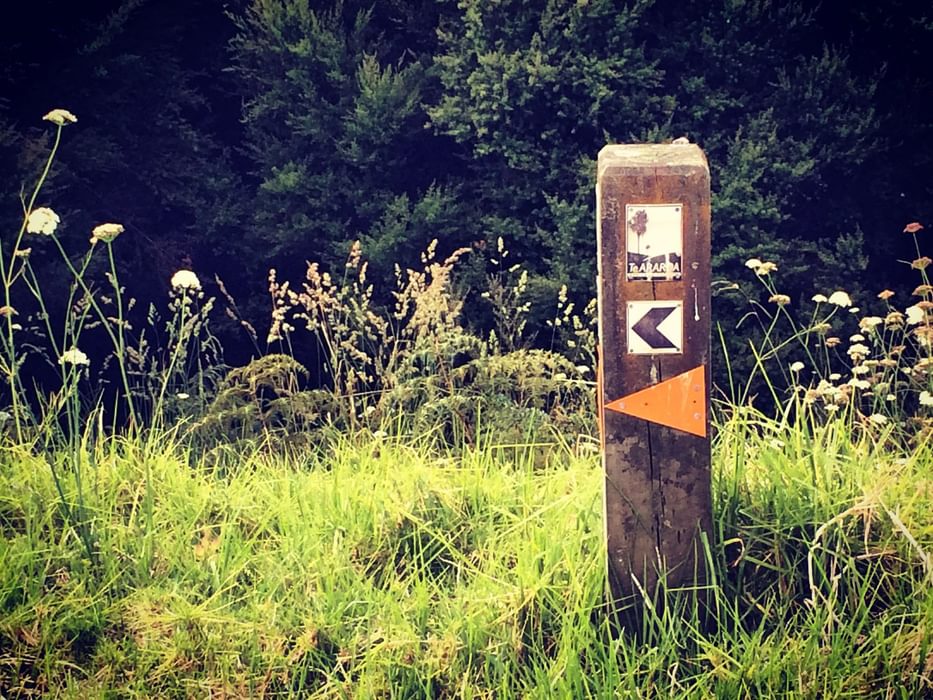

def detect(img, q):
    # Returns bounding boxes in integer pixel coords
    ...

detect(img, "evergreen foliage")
[429,0,666,297]
[229,0,462,287]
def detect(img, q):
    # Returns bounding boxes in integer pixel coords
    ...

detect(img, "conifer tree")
[229,0,462,286]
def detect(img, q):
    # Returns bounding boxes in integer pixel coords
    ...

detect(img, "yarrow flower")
[811,293,828,303]
[789,361,805,373]
[919,390,933,407]
[906,304,925,326]
[859,316,883,331]
[90,222,124,244]
[885,311,905,327]
[42,109,77,126]
[755,261,778,276]
[745,258,763,270]
[26,207,60,235]
[170,269,201,291]
[827,291,852,307]
[59,347,90,366]
[769,293,791,306]
[877,289,895,300]
[903,222,924,234]
[847,343,870,360]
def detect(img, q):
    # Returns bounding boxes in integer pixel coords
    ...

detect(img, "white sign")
[627,301,683,354]
[626,204,683,281]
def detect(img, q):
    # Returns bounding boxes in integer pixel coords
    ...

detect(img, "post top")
[598,144,708,179]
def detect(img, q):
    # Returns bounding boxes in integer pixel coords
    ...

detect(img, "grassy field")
[1,405,931,698]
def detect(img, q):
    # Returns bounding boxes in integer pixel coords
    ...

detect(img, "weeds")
[0,108,931,697]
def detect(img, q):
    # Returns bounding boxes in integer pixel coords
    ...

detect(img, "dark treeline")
[2,0,931,388]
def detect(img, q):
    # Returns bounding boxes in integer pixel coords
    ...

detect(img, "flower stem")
[107,244,139,429]
[1,124,64,440]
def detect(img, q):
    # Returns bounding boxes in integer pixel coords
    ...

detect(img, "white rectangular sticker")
[625,204,683,281]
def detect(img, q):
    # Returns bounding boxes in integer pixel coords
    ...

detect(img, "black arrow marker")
[632,306,678,349]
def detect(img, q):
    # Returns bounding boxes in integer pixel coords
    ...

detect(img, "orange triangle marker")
[604,366,707,437]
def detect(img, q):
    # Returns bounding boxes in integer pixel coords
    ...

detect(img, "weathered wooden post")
[596,144,712,606]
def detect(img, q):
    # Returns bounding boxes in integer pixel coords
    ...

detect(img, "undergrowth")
[1,108,931,697]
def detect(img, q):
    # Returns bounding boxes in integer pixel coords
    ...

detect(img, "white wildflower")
[829,373,841,381]
[171,269,201,291]
[906,304,925,326]
[847,343,870,359]
[816,379,846,404]
[90,222,124,244]
[789,361,805,373]
[827,291,852,307]
[745,258,763,270]
[26,207,60,235]
[859,316,883,331]
[849,334,865,343]
[59,347,90,367]
[847,378,870,390]
[851,365,871,376]
[868,414,888,425]
[920,390,933,407]
[177,392,190,400]
[886,393,896,402]
[811,294,828,303]
[42,109,77,126]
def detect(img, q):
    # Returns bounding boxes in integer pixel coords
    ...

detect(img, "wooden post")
[596,144,712,606]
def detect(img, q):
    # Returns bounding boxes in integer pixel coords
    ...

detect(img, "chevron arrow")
[631,306,677,349]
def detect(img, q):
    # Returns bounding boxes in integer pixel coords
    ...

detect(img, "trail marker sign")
[596,144,712,607]
[627,301,683,354]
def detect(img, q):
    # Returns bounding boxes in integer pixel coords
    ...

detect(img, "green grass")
[1,410,931,698]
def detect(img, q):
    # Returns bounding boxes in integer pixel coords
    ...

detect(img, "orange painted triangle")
[604,366,707,437]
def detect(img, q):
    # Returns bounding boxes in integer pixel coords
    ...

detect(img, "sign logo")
[627,301,683,354]
[626,204,683,281]
[604,365,706,437]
